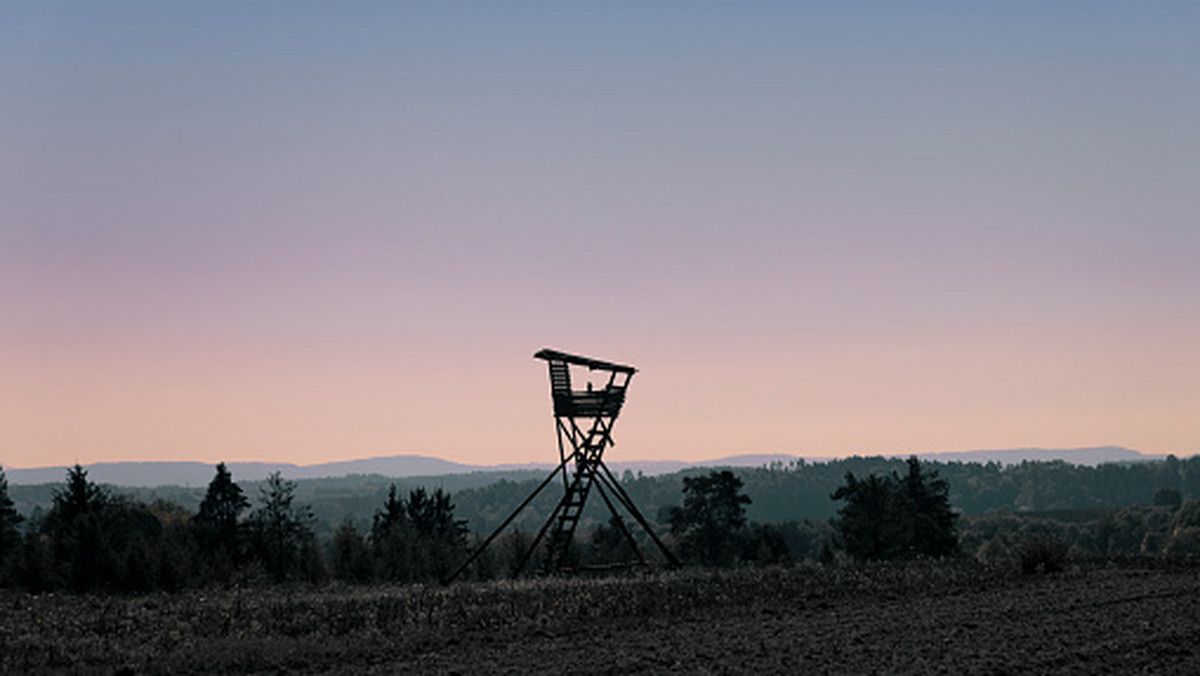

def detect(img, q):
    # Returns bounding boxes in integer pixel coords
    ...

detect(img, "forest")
[3,454,1200,593]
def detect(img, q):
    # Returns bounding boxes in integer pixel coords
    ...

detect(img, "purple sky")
[2,2,1198,468]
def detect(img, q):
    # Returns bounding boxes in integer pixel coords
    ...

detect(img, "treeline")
[0,463,798,593]
[9,455,1199,540]
[347,454,1200,532]
[957,499,1200,572]
[727,454,1200,518]
[452,455,1200,535]
[0,464,475,593]
[6,455,1200,593]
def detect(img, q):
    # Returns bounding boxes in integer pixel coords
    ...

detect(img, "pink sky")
[2,3,1198,468]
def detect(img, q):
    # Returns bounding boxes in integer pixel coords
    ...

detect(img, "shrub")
[1015,535,1068,574]
[1165,527,1200,558]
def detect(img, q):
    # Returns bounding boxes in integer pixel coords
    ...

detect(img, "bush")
[1165,527,1200,558]
[1015,535,1068,574]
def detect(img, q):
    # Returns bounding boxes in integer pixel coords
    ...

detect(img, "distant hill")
[3,446,1162,487]
[3,454,796,487]
[916,446,1162,466]
[494,454,801,477]
[3,456,477,487]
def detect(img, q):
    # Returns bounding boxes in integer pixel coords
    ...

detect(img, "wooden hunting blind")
[445,349,678,582]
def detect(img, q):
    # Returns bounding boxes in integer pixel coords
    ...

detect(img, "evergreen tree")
[0,468,24,584]
[831,473,907,560]
[17,530,55,592]
[372,485,407,540]
[44,465,117,591]
[153,515,191,592]
[192,463,249,564]
[406,487,468,542]
[901,457,959,557]
[831,456,958,560]
[330,520,374,583]
[371,485,467,582]
[246,472,315,581]
[49,464,108,529]
[668,470,752,566]
[372,485,414,581]
[410,487,468,580]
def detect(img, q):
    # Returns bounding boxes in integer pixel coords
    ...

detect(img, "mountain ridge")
[2,446,1166,487]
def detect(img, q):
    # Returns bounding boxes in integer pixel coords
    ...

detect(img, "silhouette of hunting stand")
[445,349,678,582]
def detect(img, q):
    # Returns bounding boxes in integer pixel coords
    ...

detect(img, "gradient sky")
[2,2,1198,469]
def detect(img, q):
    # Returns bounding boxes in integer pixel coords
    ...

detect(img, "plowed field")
[4,561,1199,674]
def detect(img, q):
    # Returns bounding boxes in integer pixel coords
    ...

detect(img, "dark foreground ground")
[4,560,1199,674]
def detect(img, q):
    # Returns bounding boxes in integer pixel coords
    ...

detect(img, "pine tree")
[406,487,467,542]
[331,520,374,583]
[830,472,907,560]
[0,468,24,584]
[371,485,467,582]
[49,464,108,528]
[372,485,414,581]
[246,472,314,581]
[193,463,249,563]
[668,470,753,566]
[43,465,117,591]
[831,456,958,560]
[410,488,468,580]
[372,485,407,540]
[901,456,959,557]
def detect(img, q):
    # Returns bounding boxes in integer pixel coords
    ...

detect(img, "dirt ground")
[4,562,1199,674]
[398,566,1200,674]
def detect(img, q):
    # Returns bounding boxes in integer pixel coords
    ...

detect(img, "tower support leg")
[442,449,577,584]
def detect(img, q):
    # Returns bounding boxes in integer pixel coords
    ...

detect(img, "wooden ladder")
[542,423,609,571]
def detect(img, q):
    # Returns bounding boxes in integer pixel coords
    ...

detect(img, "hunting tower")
[445,349,678,581]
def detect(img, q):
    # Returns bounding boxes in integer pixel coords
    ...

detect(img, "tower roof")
[533,348,637,374]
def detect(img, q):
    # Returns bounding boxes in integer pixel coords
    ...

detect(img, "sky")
[2,2,1198,469]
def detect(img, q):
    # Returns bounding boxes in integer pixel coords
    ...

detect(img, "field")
[4,560,1199,674]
